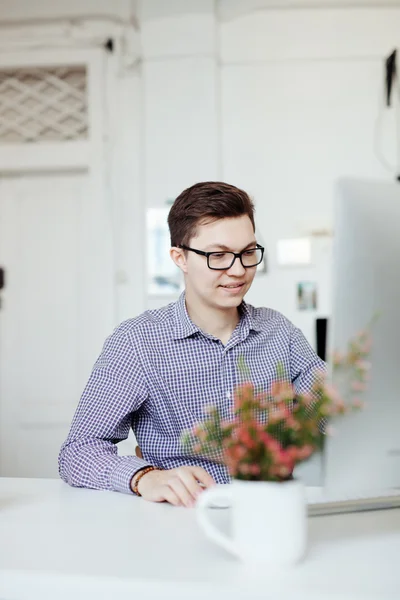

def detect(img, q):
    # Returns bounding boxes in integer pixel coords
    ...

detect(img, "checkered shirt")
[59,292,326,493]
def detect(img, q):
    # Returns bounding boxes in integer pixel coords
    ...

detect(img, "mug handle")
[196,486,239,558]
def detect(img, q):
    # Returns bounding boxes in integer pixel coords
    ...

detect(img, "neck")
[184,289,240,342]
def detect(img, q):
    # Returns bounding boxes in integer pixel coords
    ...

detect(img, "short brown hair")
[168,181,255,247]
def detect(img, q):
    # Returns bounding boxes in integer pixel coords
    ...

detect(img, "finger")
[190,466,216,489]
[177,469,205,502]
[161,484,182,507]
[167,476,195,508]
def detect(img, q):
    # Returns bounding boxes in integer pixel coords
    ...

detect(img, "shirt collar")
[173,292,201,340]
[238,300,263,336]
[173,292,263,340]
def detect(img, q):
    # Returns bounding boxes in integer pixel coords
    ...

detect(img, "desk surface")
[0,478,399,600]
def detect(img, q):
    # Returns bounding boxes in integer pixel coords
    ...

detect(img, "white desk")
[0,478,399,600]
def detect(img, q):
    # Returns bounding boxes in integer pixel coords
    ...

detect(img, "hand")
[133,466,216,507]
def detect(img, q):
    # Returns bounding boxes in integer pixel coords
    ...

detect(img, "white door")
[0,49,115,478]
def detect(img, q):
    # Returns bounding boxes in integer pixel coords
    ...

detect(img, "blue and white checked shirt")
[59,292,326,493]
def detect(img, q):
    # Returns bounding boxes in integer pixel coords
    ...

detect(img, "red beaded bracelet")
[132,466,161,496]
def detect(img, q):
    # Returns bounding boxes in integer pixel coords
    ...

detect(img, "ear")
[170,247,188,274]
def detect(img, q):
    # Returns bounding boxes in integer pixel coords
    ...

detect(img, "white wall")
[142,3,400,350]
[2,0,399,481]
[0,0,134,21]
[140,1,221,310]
[139,3,400,484]
[220,7,400,344]
[3,0,398,338]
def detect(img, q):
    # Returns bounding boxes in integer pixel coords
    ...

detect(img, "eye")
[243,249,257,256]
[212,252,228,259]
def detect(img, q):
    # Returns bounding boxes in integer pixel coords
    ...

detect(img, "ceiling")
[218,0,400,19]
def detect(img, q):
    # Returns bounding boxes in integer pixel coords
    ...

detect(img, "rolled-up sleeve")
[59,329,151,494]
[289,326,327,395]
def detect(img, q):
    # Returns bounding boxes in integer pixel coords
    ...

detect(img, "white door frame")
[0,46,116,337]
[0,47,116,475]
[0,49,103,171]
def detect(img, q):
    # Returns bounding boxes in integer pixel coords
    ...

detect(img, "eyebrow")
[204,241,257,252]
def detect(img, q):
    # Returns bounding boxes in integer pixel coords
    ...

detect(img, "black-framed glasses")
[178,243,265,271]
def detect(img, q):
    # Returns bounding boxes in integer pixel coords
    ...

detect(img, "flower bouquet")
[182,329,371,482]
[184,327,373,566]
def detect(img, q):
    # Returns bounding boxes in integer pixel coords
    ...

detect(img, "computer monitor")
[323,178,400,495]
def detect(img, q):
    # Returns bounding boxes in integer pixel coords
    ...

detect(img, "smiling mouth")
[220,283,245,289]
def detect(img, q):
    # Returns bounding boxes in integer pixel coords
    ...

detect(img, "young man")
[59,182,326,508]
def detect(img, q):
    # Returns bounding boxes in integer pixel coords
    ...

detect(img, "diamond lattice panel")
[0,66,88,143]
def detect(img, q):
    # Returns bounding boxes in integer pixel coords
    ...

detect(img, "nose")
[227,255,246,276]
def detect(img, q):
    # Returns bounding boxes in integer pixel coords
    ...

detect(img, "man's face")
[175,215,258,310]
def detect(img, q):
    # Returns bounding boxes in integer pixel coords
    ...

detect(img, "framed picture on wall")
[297,281,317,311]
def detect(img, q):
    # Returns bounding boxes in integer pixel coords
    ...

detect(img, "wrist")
[137,468,160,496]
[131,466,160,496]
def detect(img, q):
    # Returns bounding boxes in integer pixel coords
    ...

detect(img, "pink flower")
[314,369,327,383]
[224,443,247,463]
[285,415,301,431]
[360,340,372,353]
[184,329,373,482]
[323,383,347,414]
[357,333,372,353]
[285,445,300,461]
[249,464,261,476]
[323,383,343,404]
[259,431,282,455]
[195,428,207,442]
[221,419,234,430]
[193,425,208,441]
[299,392,314,407]
[336,403,347,415]
[278,449,295,471]
[332,351,344,366]
[268,406,289,423]
[351,380,367,392]
[235,445,248,461]
[320,404,337,416]
[299,447,310,460]
[271,381,294,402]
[224,454,239,477]
[355,360,371,371]
[238,463,252,476]
[236,425,256,449]
[233,382,255,410]
[296,445,314,460]
[352,398,365,409]
[271,465,292,479]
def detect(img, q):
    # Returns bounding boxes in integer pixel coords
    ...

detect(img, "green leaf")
[237,355,251,379]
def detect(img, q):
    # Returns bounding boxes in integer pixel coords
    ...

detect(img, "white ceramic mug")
[196,479,307,566]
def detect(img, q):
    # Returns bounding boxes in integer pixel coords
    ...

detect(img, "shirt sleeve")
[58,328,151,494]
[289,326,327,395]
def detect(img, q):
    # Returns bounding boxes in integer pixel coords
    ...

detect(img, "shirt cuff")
[110,456,152,494]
